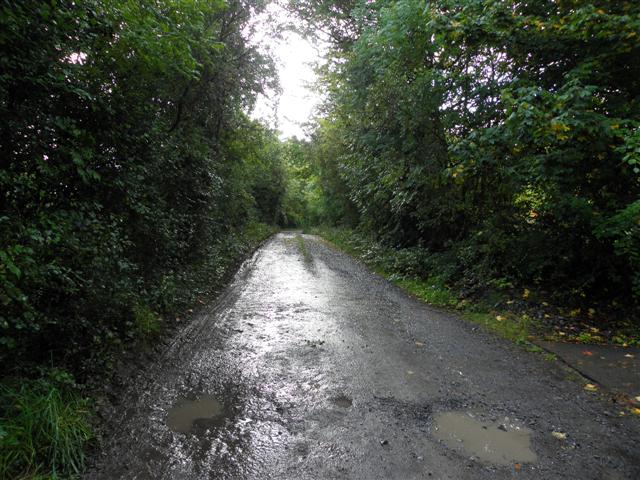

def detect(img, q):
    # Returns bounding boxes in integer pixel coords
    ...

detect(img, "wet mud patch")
[167,394,227,434]
[330,395,353,409]
[433,412,537,466]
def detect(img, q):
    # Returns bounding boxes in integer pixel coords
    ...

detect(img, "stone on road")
[88,233,639,479]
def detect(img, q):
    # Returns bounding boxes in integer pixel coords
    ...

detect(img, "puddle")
[167,395,226,434]
[433,412,537,465]
[331,395,353,408]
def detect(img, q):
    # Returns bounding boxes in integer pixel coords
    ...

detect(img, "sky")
[250,5,324,140]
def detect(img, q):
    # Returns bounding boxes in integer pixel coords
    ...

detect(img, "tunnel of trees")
[1,0,639,477]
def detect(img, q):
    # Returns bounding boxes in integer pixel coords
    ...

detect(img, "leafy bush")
[296,0,640,314]
[0,0,284,374]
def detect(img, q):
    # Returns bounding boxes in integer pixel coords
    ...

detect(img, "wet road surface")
[88,233,640,479]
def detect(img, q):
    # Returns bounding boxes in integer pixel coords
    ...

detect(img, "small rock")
[552,431,567,440]
[497,424,507,432]
[380,439,389,446]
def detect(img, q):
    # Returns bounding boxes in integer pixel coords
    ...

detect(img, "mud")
[433,412,537,465]
[166,395,226,434]
[87,233,640,479]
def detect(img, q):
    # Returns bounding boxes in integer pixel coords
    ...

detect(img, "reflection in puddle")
[433,412,537,465]
[167,395,226,434]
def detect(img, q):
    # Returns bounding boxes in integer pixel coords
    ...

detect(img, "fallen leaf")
[634,396,640,403]
[551,431,567,440]
[496,315,506,322]
[632,408,640,416]
[415,341,425,347]
[588,308,596,317]
[514,463,521,471]
[625,354,634,358]
[582,350,594,357]
[522,289,530,300]
[542,301,549,307]
[584,383,598,392]
[407,370,415,375]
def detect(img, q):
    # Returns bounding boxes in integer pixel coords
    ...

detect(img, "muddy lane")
[88,233,640,479]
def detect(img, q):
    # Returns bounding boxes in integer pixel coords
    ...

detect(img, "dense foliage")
[292,0,640,311]
[0,0,287,374]
[2,0,639,475]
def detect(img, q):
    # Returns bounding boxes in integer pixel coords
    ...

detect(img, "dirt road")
[88,233,639,479]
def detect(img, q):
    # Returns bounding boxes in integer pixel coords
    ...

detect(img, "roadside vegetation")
[287,0,640,346]
[0,1,287,477]
[2,0,639,476]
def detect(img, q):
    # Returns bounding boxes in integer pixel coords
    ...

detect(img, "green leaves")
[301,0,640,309]
[0,0,281,374]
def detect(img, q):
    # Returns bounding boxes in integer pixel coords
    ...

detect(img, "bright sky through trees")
[251,5,323,139]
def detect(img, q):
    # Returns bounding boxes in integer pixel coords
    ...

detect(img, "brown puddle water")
[167,395,226,434]
[433,412,537,465]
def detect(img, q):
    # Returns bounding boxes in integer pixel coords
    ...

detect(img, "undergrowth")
[0,371,91,479]
[0,222,277,478]
[295,235,313,264]
[132,304,163,342]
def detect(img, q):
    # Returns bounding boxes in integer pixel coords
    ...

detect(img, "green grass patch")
[0,371,92,479]
[243,222,278,245]
[295,235,313,264]
[132,304,163,341]
[395,277,458,308]
[461,311,538,346]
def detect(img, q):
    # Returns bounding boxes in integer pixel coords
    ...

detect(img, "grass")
[395,277,458,309]
[462,311,541,349]
[295,235,313,264]
[132,304,163,342]
[0,372,92,479]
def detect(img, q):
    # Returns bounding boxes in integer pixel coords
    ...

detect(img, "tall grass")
[0,372,91,479]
